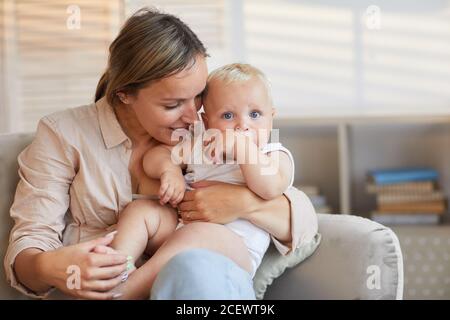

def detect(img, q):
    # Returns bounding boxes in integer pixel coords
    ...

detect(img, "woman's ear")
[117,91,131,104]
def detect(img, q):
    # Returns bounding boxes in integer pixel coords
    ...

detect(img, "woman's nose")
[181,100,199,124]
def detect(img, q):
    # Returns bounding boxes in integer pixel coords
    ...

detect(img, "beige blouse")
[4,97,318,298]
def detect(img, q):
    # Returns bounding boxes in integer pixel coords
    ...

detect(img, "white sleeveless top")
[185,139,295,277]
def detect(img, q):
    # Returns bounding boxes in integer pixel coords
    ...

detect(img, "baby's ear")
[200,112,209,126]
[272,107,276,117]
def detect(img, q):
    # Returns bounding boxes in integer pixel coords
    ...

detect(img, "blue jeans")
[150,248,256,300]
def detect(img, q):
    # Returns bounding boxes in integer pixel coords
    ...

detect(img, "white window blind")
[2,0,450,133]
[0,0,232,133]
[0,2,6,131]
[363,3,450,115]
[244,0,450,118]
[0,0,122,133]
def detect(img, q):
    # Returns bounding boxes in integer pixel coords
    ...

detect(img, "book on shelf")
[366,166,447,225]
[366,181,435,194]
[371,212,441,225]
[378,200,446,214]
[367,167,438,185]
[377,191,445,205]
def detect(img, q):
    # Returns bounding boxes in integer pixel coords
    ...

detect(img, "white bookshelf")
[274,114,450,218]
[275,113,450,301]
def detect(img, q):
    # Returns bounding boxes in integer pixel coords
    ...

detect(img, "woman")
[4,8,318,300]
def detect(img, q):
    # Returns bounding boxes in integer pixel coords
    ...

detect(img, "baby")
[111,63,295,279]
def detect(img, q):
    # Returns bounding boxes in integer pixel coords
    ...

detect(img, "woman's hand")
[177,180,292,243]
[177,181,257,224]
[37,232,128,299]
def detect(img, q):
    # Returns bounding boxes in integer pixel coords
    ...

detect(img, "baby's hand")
[223,131,253,160]
[159,170,186,207]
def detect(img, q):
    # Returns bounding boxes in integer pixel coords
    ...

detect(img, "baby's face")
[202,77,274,146]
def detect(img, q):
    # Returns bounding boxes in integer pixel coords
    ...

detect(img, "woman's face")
[127,56,208,145]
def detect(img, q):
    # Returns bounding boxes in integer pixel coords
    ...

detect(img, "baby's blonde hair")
[203,63,272,104]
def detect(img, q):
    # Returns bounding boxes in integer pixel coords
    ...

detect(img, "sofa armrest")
[263,213,404,300]
[0,133,35,299]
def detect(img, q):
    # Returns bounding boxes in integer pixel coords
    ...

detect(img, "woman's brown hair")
[95,8,208,106]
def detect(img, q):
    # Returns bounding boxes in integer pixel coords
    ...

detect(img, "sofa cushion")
[0,133,35,299]
[253,232,321,299]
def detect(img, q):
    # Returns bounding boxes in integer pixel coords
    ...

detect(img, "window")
[124,0,232,70]
[2,0,450,133]
[0,0,230,133]
[0,0,122,133]
[243,0,450,118]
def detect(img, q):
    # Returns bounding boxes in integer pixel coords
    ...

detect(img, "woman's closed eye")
[164,102,182,110]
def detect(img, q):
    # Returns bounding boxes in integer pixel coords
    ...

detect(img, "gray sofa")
[0,133,404,299]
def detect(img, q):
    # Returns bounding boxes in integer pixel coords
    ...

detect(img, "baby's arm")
[143,145,186,206]
[237,137,293,200]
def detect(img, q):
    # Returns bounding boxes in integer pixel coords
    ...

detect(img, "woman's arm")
[5,118,127,299]
[14,249,52,294]
[179,181,319,254]
[245,188,292,243]
[178,181,292,243]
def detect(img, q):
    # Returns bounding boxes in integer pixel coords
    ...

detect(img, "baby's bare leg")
[111,200,178,265]
[127,222,253,293]
[156,222,252,272]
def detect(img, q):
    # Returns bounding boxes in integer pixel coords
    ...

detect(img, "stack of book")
[367,167,446,225]
[296,184,332,214]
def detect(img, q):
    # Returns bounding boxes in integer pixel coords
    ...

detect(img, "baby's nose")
[235,123,249,131]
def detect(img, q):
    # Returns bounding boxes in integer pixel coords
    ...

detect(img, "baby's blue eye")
[222,112,233,120]
[250,111,261,119]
